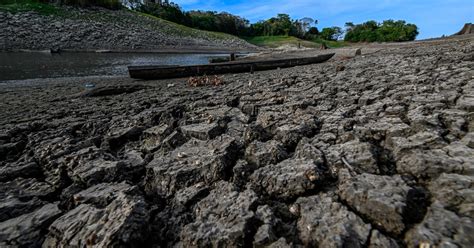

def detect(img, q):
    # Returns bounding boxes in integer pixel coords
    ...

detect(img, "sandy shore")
[0,36,473,247]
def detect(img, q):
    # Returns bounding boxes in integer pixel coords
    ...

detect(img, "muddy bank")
[0,36,473,247]
[0,7,257,52]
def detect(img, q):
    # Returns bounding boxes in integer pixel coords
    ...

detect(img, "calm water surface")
[0,52,228,81]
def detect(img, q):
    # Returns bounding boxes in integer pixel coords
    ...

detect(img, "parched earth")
[0,36,473,247]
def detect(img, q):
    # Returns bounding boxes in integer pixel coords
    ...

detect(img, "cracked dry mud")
[0,36,473,247]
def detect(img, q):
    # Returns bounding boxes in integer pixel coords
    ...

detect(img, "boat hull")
[128,53,335,80]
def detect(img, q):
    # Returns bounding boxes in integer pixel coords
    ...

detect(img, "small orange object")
[187,75,224,87]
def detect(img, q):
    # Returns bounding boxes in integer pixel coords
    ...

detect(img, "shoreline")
[0,9,258,53]
[2,47,262,54]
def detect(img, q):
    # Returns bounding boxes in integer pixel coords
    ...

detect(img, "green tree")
[320,26,343,41]
[308,27,319,35]
[300,17,314,32]
[344,20,418,42]
[138,3,191,26]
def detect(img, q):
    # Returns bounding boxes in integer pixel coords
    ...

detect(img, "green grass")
[132,10,236,40]
[0,0,62,15]
[243,36,318,48]
[243,35,348,49]
[311,37,348,48]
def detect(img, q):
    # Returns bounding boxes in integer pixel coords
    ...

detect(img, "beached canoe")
[128,53,335,80]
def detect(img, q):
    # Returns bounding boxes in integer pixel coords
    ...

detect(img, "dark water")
[0,52,229,81]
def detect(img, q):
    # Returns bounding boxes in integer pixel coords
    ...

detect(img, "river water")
[0,52,230,81]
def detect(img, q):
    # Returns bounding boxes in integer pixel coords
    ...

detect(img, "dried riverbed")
[0,36,473,247]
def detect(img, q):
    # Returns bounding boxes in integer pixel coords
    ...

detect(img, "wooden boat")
[128,53,335,80]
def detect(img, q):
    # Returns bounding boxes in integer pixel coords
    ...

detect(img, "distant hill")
[455,23,473,35]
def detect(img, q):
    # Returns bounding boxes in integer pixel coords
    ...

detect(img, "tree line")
[30,0,419,42]
[136,3,344,40]
[136,2,418,42]
[344,20,418,42]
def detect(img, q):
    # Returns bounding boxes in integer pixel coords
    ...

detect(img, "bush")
[345,20,418,42]
[319,27,343,41]
[247,14,308,38]
[308,27,319,35]
[188,11,249,36]
[137,2,191,25]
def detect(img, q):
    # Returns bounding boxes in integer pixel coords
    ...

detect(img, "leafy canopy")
[345,20,418,42]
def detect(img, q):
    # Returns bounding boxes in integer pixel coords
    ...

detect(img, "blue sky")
[173,0,473,39]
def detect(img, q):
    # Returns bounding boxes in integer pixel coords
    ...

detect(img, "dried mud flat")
[0,36,473,247]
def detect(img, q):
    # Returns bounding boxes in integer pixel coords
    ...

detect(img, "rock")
[255,108,320,148]
[181,122,223,140]
[0,161,42,182]
[80,85,150,97]
[294,139,325,166]
[457,95,474,112]
[295,193,371,247]
[405,202,474,247]
[249,158,329,199]
[43,194,149,247]
[149,182,211,246]
[253,205,279,247]
[106,126,144,151]
[72,182,138,208]
[274,124,313,149]
[266,237,292,248]
[142,124,173,152]
[63,146,142,186]
[354,117,411,141]
[439,109,469,140]
[326,139,379,174]
[461,132,474,148]
[160,131,187,151]
[232,159,254,188]
[239,93,284,117]
[150,204,192,247]
[0,178,55,222]
[179,181,258,247]
[0,203,62,247]
[443,140,474,165]
[406,105,442,131]
[69,158,126,186]
[0,141,26,162]
[338,170,424,234]
[172,182,209,208]
[428,173,474,217]
[245,140,288,167]
[396,149,465,180]
[145,135,238,198]
[369,230,399,248]
[123,150,146,168]
[254,224,277,247]
[0,197,44,223]
[59,183,84,210]
[225,120,247,145]
[387,131,446,159]
[243,124,272,144]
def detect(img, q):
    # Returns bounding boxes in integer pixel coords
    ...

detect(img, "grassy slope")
[244,35,347,48]
[0,0,242,41]
[132,11,233,40]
